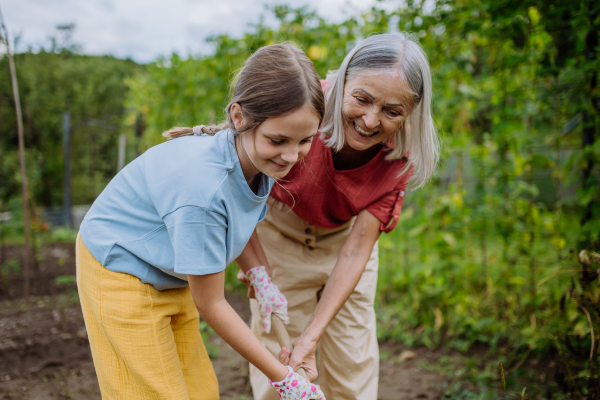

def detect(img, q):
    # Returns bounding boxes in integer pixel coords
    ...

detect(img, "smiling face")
[232,103,321,180]
[341,70,415,152]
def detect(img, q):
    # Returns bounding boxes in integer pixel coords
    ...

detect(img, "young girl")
[76,44,326,400]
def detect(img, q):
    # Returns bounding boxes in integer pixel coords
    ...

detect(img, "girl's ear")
[230,103,244,130]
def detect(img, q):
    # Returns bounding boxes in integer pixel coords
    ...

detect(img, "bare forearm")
[301,251,370,344]
[188,272,286,382]
[236,229,270,273]
[198,299,287,381]
[298,210,381,346]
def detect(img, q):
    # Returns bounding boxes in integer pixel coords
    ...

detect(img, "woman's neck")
[332,142,383,171]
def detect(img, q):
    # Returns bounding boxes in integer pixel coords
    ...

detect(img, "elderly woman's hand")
[278,337,319,382]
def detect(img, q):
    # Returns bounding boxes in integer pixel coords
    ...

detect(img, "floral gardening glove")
[246,266,290,334]
[269,366,325,400]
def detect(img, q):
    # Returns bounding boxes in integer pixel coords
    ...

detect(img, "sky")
[1,0,396,63]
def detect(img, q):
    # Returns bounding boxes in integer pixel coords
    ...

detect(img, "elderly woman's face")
[341,70,414,152]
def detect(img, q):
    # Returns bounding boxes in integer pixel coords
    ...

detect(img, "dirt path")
[0,244,448,399]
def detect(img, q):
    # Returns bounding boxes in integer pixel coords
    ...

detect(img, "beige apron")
[250,199,379,400]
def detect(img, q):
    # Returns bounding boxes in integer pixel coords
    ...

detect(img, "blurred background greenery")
[1,0,599,398]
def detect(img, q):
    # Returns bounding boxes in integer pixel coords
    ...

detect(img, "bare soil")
[0,244,449,400]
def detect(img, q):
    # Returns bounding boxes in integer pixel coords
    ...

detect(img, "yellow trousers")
[76,234,219,400]
[250,200,380,400]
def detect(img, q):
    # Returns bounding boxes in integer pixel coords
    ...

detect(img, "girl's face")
[232,103,320,180]
[341,70,415,152]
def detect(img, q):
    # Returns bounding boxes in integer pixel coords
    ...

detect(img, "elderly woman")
[236,32,439,399]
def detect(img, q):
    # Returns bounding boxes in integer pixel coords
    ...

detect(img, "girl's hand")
[236,264,274,299]
[246,266,290,333]
[269,366,325,399]
[278,338,318,382]
[237,269,256,299]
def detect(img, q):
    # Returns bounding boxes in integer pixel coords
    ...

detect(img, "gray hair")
[321,32,439,189]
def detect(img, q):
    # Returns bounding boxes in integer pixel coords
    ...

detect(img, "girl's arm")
[236,229,271,298]
[188,271,288,382]
[237,229,271,273]
[280,209,381,380]
[235,228,291,334]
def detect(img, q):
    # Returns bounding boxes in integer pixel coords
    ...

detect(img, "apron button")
[305,228,312,234]
[305,238,311,245]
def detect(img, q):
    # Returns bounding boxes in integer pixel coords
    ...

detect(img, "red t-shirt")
[270,133,413,233]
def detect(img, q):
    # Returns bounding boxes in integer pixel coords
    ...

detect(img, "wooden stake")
[63,112,71,228]
[271,315,309,380]
[0,6,31,300]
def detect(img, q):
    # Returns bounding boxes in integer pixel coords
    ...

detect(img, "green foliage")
[54,274,76,286]
[50,227,78,243]
[0,257,21,279]
[441,383,497,400]
[547,250,600,396]
[0,47,142,209]
[0,196,26,241]
[56,288,80,307]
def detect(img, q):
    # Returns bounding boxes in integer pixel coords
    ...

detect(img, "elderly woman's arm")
[281,208,381,381]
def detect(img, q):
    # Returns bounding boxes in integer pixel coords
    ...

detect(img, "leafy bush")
[55,274,77,286]
[50,227,78,244]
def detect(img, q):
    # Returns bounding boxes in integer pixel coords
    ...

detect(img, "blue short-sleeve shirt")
[79,129,274,290]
